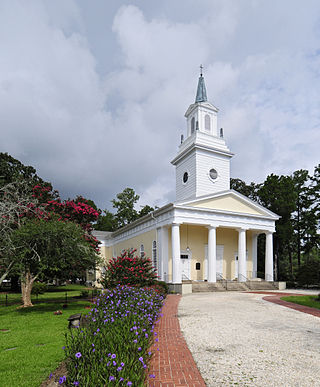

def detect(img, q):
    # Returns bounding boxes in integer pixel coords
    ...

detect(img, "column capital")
[172,222,180,227]
[251,230,260,236]
[265,230,274,235]
[237,227,248,233]
[207,224,218,230]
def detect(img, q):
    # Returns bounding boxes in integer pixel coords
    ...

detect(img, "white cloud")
[0,0,319,211]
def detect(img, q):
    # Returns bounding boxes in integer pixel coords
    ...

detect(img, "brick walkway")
[249,291,320,318]
[147,294,206,387]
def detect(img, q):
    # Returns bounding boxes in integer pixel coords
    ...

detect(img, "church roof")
[175,190,280,220]
[195,75,207,103]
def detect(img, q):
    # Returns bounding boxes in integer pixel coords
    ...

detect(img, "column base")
[168,283,192,295]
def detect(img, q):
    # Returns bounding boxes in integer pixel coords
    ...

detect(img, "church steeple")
[171,69,234,201]
[195,65,207,103]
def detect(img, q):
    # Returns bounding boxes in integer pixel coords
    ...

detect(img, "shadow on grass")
[16,300,92,315]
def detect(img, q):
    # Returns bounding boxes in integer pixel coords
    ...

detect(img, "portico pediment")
[176,190,279,219]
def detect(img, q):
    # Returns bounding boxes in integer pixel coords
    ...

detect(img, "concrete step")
[192,282,226,292]
[224,282,249,291]
[191,280,280,292]
[248,281,278,290]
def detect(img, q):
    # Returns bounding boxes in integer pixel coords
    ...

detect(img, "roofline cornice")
[111,203,174,236]
[174,203,280,221]
[171,143,234,165]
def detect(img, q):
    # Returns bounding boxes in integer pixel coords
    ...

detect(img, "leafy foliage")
[31,281,48,295]
[95,188,154,231]
[0,152,46,188]
[100,249,158,288]
[64,286,163,386]
[296,260,320,287]
[93,209,117,232]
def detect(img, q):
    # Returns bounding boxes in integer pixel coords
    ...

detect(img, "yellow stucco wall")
[99,246,112,264]
[112,229,157,260]
[168,225,253,280]
[98,226,254,282]
[191,195,264,216]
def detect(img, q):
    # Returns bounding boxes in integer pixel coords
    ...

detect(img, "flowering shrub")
[100,249,158,288]
[63,285,163,385]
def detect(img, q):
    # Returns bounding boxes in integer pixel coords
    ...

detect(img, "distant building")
[93,73,280,291]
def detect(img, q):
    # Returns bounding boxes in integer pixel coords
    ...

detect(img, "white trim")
[180,249,192,280]
[176,189,280,219]
[207,167,219,184]
[182,169,190,185]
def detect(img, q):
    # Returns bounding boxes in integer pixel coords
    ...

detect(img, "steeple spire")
[195,64,207,103]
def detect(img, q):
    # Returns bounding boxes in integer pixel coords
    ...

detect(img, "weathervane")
[200,64,203,76]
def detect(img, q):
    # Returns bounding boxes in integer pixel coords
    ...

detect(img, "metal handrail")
[182,273,191,281]
[238,273,252,289]
[216,272,228,290]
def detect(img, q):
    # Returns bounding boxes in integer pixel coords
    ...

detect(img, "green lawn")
[281,295,320,310]
[0,286,92,386]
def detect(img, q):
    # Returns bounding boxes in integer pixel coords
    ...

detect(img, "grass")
[0,285,92,386]
[281,295,320,310]
[0,284,96,306]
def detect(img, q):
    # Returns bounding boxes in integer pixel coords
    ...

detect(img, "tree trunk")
[0,262,13,286]
[288,247,293,278]
[297,205,301,267]
[21,270,37,307]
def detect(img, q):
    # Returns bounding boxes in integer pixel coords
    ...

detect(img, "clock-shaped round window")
[209,168,218,180]
[183,172,189,183]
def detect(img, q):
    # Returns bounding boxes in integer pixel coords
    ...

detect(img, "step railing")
[216,272,229,290]
[237,273,252,289]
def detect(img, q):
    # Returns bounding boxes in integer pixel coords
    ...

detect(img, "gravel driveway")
[178,292,320,386]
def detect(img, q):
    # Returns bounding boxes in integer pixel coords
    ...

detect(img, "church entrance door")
[180,252,191,280]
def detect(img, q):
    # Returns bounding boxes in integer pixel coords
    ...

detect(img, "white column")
[252,233,258,278]
[207,226,217,283]
[160,226,169,282]
[265,232,274,281]
[172,223,181,283]
[238,229,247,282]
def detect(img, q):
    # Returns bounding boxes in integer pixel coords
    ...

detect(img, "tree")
[11,218,100,307]
[0,180,48,285]
[111,187,140,228]
[0,152,47,188]
[257,174,297,280]
[230,178,260,201]
[139,204,155,218]
[0,179,100,291]
[93,209,117,232]
[95,188,155,231]
[291,170,318,266]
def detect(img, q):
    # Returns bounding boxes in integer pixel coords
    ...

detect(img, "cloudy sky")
[1,0,320,210]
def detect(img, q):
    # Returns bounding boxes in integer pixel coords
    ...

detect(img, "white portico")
[95,71,280,290]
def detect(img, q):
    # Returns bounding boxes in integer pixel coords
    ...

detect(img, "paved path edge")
[249,291,320,318]
[147,294,206,387]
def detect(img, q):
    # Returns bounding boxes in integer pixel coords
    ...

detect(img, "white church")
[93,73,284,292]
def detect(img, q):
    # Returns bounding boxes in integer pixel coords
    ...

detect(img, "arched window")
[205,114,211,131]
[152,240,157,271]
[140,244,145,258]
[191,117,195,134]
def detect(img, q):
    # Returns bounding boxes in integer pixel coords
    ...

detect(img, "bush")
[63,285,164,386]
[31,281,47,295]
[296,261,320,287]
[80,290,89,298]
[151,281,168,297]
[100,249,158,288]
